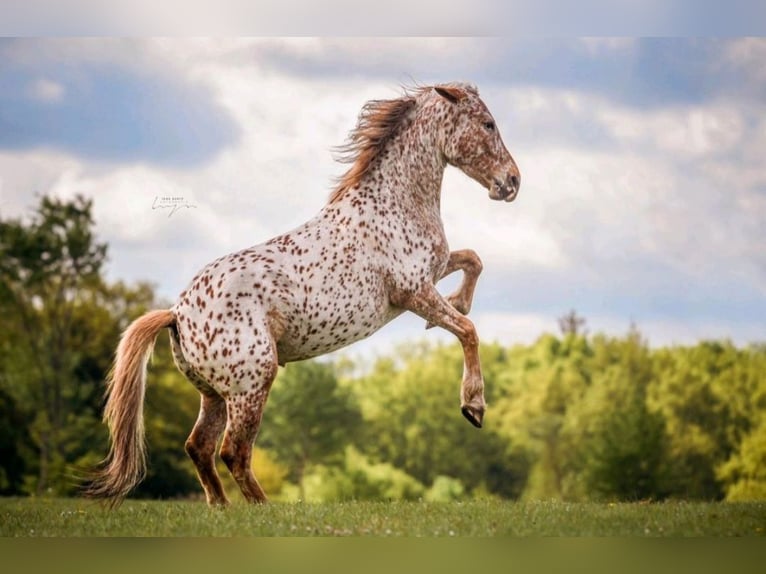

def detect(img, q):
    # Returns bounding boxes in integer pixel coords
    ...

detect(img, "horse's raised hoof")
[461,405,484,428]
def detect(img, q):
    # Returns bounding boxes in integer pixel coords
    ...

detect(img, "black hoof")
[461,405,484,429]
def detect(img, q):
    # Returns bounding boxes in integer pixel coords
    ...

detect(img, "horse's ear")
[434,85,467,104]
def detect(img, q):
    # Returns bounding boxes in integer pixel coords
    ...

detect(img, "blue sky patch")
[0,57,239,166]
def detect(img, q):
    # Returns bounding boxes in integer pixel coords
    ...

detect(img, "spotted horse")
[88,83,521,506]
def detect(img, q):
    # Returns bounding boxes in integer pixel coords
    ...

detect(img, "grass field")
[1,497,765,536]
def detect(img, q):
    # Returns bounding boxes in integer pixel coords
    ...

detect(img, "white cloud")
[597,102,745,159]
[28,78,65,103]
[472,311,559,345]
[250,37,485,76]
[441,168,568,271]
[0,150,82,215]
[722,37,766,85]
[478,84,766,294]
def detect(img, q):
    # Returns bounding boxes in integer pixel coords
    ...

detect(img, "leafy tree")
[341,446,424,500]
[0,195,107,494]
[425,475,466,502]
[574,331,669,500]
[0,195,203,498]
[558,309,587,336]
[356,342,530,498]
[717,419,766,500]
[647,341,760,499]
[491,334,592,500]
[301,446,425,502]
[258,360,363,497]
[0,386,34,494]
[715,344,766,500]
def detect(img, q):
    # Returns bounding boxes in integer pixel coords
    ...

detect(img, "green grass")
[2,498,765,536]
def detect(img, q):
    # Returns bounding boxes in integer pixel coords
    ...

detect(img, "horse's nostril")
[510,174,520,190]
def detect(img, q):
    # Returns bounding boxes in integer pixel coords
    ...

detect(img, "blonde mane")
[329,89,423,204]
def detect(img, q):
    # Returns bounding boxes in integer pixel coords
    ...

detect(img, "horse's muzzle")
[490,173,520,202]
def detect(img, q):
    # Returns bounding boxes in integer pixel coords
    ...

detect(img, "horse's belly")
[275,295,403,363]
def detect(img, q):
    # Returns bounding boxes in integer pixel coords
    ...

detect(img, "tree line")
[1,195,765,501]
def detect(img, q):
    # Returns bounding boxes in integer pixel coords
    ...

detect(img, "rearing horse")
[88,83,521,506]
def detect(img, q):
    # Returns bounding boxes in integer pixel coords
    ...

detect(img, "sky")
[1,37,765,358]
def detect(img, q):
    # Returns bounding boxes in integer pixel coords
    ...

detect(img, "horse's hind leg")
[219,348,278,504]
[185,392,229,506]
[169,324,230,505]
[220,390,271,503]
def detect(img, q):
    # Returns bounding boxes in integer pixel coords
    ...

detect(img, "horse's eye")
[483,121,496,131]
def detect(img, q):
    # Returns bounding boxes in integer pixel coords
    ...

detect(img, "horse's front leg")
[396,285,486,428]
[426,249,483,329]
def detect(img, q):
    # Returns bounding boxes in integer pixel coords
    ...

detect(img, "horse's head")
[433,84,521,202]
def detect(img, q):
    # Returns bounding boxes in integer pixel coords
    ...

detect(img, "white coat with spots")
[88,83,521,506]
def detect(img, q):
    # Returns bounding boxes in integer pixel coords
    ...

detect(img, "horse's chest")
[385,219,450,286]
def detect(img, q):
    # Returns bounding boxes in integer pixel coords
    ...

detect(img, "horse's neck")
[368,129,446,217]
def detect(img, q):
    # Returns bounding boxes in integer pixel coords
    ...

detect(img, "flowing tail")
[86,309,175,506]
